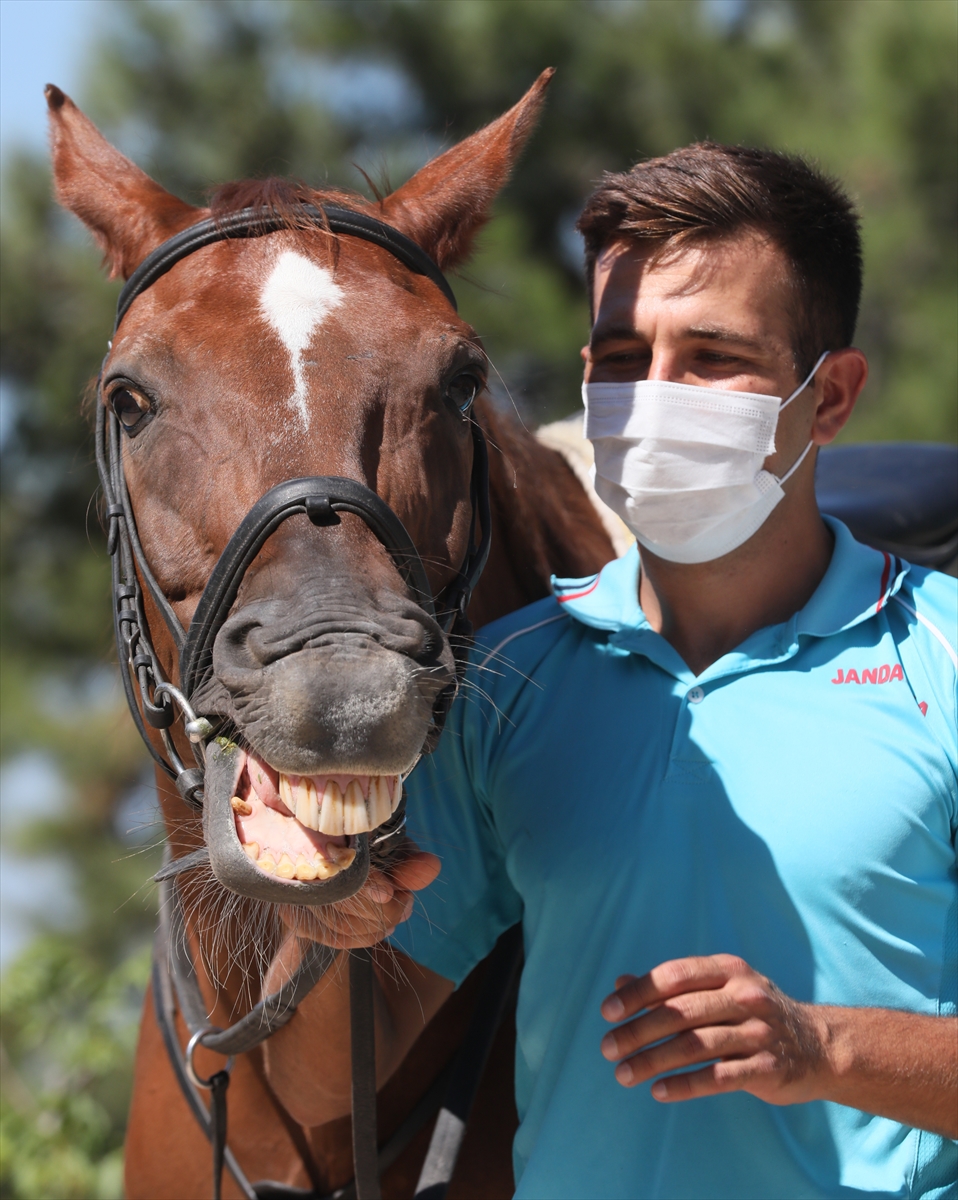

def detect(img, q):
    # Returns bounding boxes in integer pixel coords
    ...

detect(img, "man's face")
[582,232,811,478]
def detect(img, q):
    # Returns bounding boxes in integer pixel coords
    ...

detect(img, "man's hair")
[576,143,863,377]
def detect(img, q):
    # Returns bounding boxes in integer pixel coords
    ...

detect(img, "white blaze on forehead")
[259,250,345,429]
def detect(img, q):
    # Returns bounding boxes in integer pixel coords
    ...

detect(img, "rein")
[98,205,496,1199]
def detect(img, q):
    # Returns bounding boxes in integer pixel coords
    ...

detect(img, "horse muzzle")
[108,459,484,906]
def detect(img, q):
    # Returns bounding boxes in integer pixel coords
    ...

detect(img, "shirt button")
[687,686,705,704]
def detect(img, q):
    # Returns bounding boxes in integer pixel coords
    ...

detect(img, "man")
[265,144,957,1198]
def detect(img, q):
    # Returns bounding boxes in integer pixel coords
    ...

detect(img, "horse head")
[47,73,553,923]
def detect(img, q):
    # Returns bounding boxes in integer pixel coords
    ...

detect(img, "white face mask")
[582,351,829,564]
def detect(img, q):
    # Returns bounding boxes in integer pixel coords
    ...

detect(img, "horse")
[46,72,615,1198]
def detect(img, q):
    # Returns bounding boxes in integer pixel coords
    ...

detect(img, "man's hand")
[600,954,820,1104]
[599,953,958,1138]
[277,843,441,949]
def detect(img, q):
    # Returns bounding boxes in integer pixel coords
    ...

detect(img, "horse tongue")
[246,754,282,809]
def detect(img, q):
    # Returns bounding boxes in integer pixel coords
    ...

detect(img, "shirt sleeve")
[889,566,958,842]
[387,681,523,985]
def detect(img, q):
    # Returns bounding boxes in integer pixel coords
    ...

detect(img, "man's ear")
[379,69,554,271]
[45,84,200,279]
[812,348,869,445]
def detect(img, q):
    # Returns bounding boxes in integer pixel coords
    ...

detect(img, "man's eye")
[109,387,152,434]
[600,348,649,366]
[445,372,482,414]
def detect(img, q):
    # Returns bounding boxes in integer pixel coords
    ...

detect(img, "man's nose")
[646,348,683,383]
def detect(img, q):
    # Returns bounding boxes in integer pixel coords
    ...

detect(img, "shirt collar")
[794,516,909,636]
[552,516,910,653]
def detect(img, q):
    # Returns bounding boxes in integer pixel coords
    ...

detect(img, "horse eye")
[445,372,481,414]
[109,387,151,434]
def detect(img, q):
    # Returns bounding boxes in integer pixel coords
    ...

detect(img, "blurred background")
[1,1,955,1195]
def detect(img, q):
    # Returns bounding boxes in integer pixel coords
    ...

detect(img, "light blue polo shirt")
[392,518,958,1200]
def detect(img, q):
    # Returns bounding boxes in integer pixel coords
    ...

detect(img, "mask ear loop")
[774,438,815,486]
[774,350,830,485]
[779,350,830,411]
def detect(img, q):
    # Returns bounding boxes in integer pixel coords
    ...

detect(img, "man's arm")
[261,849,455,1129]
[600,954,958,1138]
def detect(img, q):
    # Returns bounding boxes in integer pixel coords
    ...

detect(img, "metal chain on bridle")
[96,204,510,1200]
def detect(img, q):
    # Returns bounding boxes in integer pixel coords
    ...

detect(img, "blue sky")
[0,0,109,154]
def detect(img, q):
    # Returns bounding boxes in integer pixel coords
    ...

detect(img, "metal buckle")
[153,682,216,743]
[184,1026,235,1090]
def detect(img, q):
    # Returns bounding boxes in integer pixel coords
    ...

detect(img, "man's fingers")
[601,954,756,1021]
[648,1055,773,1102]
[364,877,394,904]
[611,1020,769,1086]
[601,987,749,1061]
[390,851,441,892]
[276,845,435,949]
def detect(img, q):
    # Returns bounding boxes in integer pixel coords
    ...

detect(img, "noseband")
[98,203,491,882]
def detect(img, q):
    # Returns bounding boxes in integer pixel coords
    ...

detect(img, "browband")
[115,203,457,331]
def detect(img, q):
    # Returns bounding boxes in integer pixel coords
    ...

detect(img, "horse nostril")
[216,612,268,670]
[420,628,443,660]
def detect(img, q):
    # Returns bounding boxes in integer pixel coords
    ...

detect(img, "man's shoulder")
[888,564,957,775]
[889,564,958,678]
[896,564,958,638]
[471,594,579,678]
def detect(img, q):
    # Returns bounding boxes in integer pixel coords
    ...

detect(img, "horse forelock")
[208,177,379,230]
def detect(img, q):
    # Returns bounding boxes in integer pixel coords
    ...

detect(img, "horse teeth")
[310,784,320,828]
[276,852,296,879]
[278,774,295,813]
[294,855,318,881]
[257,854,276,874]
[314,857,338,880]
[343,780,369,834]
[242,842,259,860]
[390,776,402,815]
[368,777,391,827]
[319,780,344,836]
[326,843,356,869]
[231,795,253,816]
[364,778,378,826]
[294,779,319,830]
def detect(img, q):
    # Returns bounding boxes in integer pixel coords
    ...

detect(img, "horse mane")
[209,177,379,226]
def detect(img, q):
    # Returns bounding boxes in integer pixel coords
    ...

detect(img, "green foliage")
[0,938,149,1199]
[0,2,955,1194]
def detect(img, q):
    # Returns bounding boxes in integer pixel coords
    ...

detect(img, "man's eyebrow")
[589,325,643,350]
[683,325,766,352]
[589,323,769,353]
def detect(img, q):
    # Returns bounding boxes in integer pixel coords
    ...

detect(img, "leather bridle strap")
[114,203,457,332]
[179,476,436,704]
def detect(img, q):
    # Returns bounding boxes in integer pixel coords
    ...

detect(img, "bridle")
[98,204,504,1199]
[99,202,490,822]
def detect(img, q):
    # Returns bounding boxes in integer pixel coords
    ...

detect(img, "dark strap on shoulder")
[414,925,523,1200]
[115,204,456,331]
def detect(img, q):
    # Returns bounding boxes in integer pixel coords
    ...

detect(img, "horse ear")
[380,68,554,271]
[45,85,199,280]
